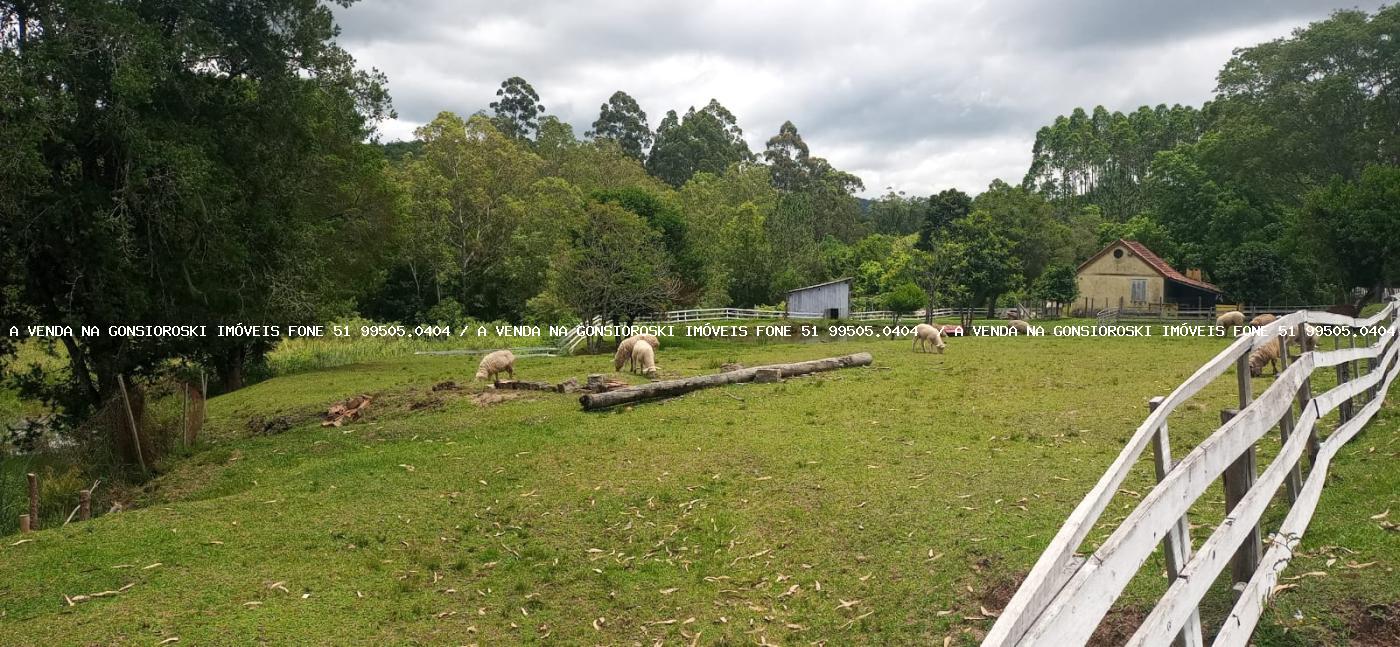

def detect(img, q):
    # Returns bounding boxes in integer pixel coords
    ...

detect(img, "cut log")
[494,380,555,392]
[579,353,872,410]
[754,368,782,383]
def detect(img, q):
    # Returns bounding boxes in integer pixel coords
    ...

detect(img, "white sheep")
[1216,310,1245,331]
[614,334,661,372]
[1009,319,1031,335]
[630,339,659,378]
[475,349,516,383]
[1248,338,1282,377]
[1250,313,1277,328]
[912,323,945,354]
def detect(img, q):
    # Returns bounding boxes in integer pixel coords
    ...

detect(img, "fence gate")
[983,300,1400,646]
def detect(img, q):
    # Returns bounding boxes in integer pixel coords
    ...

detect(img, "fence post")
[27,472,39,531]
[1148,397,1204,647]
[1219,408,1262,595]
[79,489,91,521]
[1336,336,1352,423]
[19,514,31,533]
[1296,336,1319,468]
[182,381,190,450]
[1275,341,1303,503]
[117,374,148,476]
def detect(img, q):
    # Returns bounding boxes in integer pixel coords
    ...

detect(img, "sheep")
[630,339,659,378]
[1248,338,1282,377]
[475,349,516,383]
[912,323,946,354]
[1009,319,1031,335]
[613,334,661,372]
[1286,323,1318,353]
[1216,310,1246,332]
[1250,313,1277,328]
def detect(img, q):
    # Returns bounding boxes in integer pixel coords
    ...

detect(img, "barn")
[786,278,852,319]
[1075,239,1221,313]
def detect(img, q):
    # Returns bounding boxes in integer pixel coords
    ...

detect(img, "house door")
[1131,279,1147,304]
[826,308,840,319]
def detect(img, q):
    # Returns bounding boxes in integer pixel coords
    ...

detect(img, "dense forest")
[2,1,1398,436]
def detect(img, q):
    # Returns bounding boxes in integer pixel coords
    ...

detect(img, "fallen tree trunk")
[579,352,873,411]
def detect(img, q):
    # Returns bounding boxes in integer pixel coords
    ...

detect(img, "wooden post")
[1297,350,1319,469]
[1220,409,1262,594]
[117,374,148,475]
[79,489,91,521]
[181,381,190,449]
[1148,397,1204,647]
[27,472,39,531]
[19,514,31,533]
[1275,341,1302,503]
[1336,336,1352,423]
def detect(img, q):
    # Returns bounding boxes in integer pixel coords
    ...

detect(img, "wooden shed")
[1075,239,1221,313]
[786,278,852,319]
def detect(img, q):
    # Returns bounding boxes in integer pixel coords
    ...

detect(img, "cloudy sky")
[333,0,1381,197]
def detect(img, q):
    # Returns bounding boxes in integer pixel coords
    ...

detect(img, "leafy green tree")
[548,202,672,346]
[395,113,544,319]
[917,189,971,251]
[593,188,707,305]
[1032,264,1080,316]
[764,121,812,192]
[490,76,546,141]
[587,90,652,162]
[882,282,926,323]
[676,165,779,306]
[970,180,1071,285]
[950,212,1021,321]
[0,0,396,441]
[1211,241,1297,306]
[1301,165,1400,301]
[646,100,753,187]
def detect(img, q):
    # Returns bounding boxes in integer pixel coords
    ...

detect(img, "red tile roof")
[1079,239,1221,293]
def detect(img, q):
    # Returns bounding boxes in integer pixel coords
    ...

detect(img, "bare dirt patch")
[1348,601,1400,646]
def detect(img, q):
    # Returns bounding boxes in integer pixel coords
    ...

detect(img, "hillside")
[1,334,1396,645]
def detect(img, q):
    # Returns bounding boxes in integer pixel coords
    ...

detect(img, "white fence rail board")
[985,300,1399,647]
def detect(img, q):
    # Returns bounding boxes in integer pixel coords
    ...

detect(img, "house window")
[1131,279,1147,303]
[1113,248,1124,259]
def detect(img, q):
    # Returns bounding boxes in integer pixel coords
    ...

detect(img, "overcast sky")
[333,0,1383,198]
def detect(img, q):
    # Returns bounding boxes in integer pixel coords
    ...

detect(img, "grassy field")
[0,330,1396,645]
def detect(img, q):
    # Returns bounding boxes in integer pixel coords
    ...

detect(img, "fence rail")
[984,299,1400,647]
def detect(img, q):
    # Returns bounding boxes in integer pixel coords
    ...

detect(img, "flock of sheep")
[472,310,1314,385]
[1216,311,1320,377]
[473,333,662,384]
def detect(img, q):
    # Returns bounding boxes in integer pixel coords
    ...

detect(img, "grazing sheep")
[912,323,946,354]
[1287,323,1318,353]
[1009,319,1031,335]
[1216,310,1246,331]
[939,324,965,337]
[1250,313,1277,328]
[1248,338,1282,377]
[630,340,659,378]
[475,350,516,383]
[614,334,661,372]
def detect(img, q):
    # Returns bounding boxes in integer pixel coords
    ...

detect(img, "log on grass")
[579,352,873,410]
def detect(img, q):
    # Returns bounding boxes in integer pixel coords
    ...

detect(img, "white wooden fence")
[984,300,1400,646]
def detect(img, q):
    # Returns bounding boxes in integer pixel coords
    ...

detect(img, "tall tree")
[917,189,972,251]
[588,90,652,162]
[0,0,396,454]
[395,113,544,319]
[763,121,812,192]
[646,99,753,187]
[548,202,672,344]
[490,76,546,142]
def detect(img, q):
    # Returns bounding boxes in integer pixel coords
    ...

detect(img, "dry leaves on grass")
[322,395,372,427]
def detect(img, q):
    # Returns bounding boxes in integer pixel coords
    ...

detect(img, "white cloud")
[335,0,1383,196]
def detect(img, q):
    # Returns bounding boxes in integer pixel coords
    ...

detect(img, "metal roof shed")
[786,278,852,319]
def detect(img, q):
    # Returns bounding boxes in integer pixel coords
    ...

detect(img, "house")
[1075,239,1221,313]
[786,278,852,319]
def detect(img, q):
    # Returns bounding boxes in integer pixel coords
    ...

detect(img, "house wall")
[788,282,851,318]
[1077,245,1165,308]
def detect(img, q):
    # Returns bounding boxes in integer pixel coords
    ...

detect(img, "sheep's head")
[1249,362,1263,378]
[934,342,946,354]
[474,368,489,381]
[643,366,659,378]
